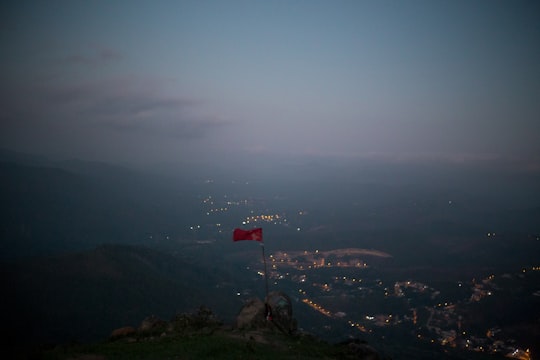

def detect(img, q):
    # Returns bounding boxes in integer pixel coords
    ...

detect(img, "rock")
[170,306,222,333]
[265,291,297,334]
[236,292,297,335]
[139,315,167,333]
[341,340,381,360]
[236,297,266,329]
[110,326,136,339]
[195,305,220,325]
[67,355,107,360]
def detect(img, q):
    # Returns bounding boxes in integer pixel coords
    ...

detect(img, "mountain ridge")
[4,244,241,347]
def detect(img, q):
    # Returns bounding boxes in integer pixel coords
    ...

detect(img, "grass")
[40,330,343,360]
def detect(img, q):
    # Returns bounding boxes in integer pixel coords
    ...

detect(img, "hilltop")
[38,305,383,360]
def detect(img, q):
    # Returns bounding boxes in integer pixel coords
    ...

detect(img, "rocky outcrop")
[236,297,267,329]
[139,315,167,333]
[235,291,297,335]
[109,307,222,341]
[170,305,222,334]
[340,339,381,360]
[109,326,136,339]
[266,291,297,334]
[99,303,383,360]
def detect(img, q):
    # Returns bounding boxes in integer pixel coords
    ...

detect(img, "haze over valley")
[2,149,539,359]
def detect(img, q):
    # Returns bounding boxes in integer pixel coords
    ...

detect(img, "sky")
[1,0,539,168]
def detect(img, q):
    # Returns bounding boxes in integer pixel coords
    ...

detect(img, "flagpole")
[232,227,270,318]
[261,242,272,320]
[261,242,269,300]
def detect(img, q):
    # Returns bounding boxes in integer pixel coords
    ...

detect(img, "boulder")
[110,326,136,339]
[169,306,222,334]
[139,315,167,333]
[340,339,381,360]
[236,297,266,329]
[236,292,297,334]
[265,291,297,334]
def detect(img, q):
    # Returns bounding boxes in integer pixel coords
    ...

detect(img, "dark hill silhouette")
[3,244,239,347]
[0,161,146,258]
[0,160,200,259]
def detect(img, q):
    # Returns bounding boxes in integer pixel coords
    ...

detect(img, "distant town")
[265,249,536,360]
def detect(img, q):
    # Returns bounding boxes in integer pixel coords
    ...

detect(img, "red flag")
[233,228,263,242]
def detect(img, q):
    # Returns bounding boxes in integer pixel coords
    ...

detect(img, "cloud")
[0,74,232,163]
[63,45,123,66]
[83,87,227,140]
[5,76,228,139]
